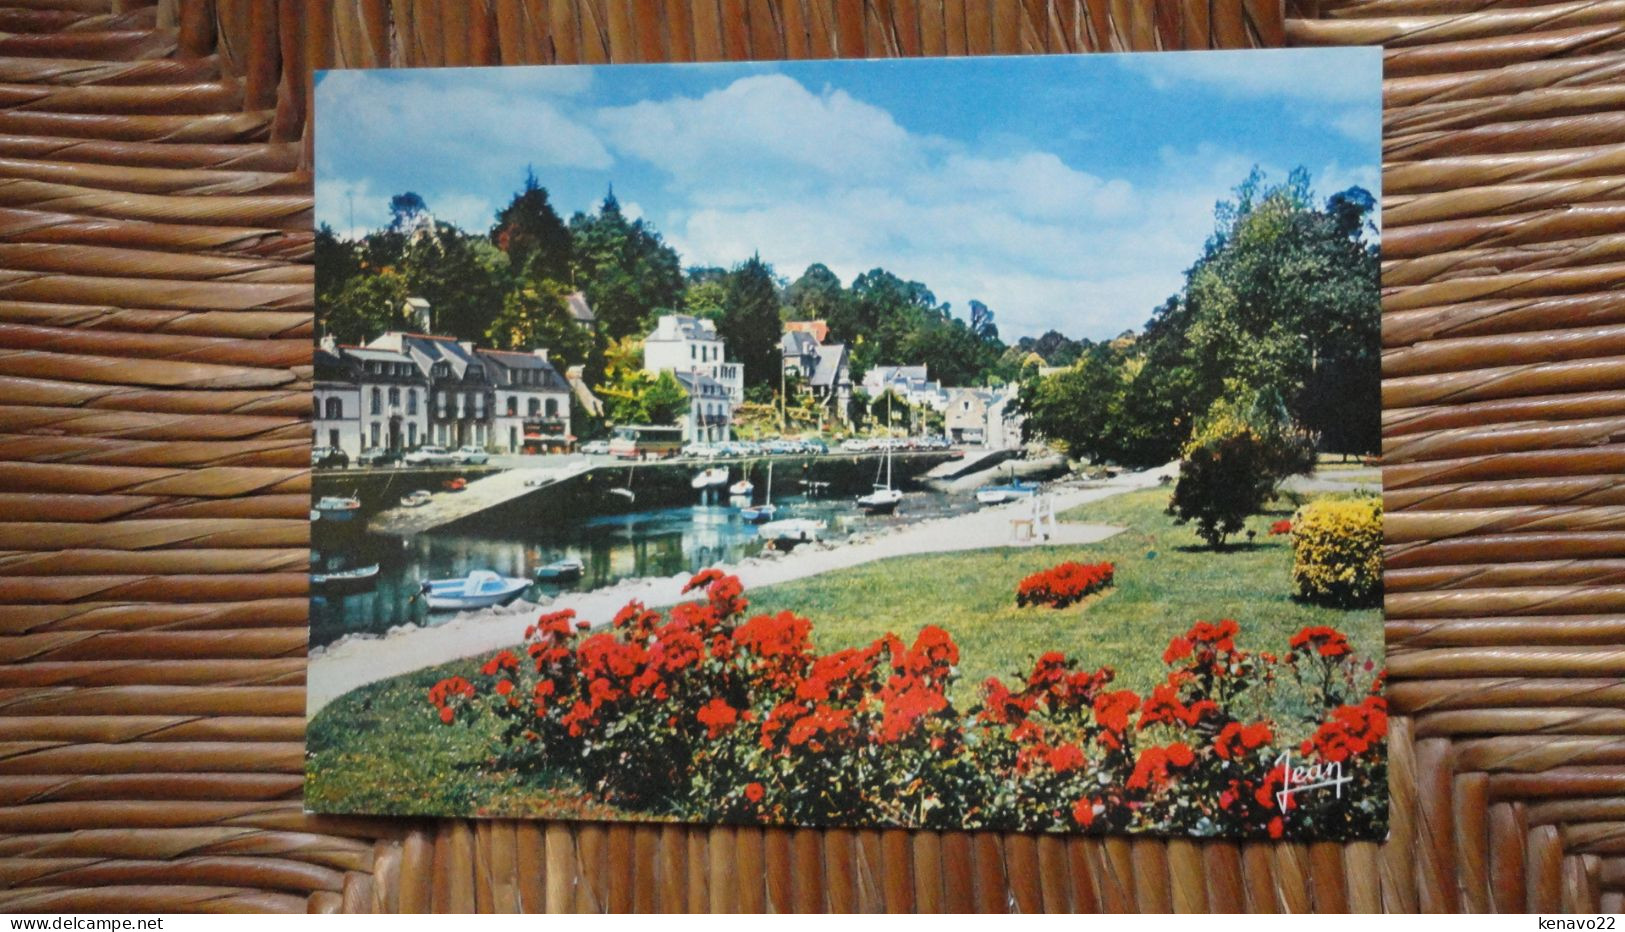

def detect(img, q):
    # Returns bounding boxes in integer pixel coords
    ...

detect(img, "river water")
[308,486,982,647]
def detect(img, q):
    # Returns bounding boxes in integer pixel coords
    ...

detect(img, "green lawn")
[746,487,1381,701]
[307,485,1381,816]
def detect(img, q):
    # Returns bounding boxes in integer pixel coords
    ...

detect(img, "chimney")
[532,348,550,362]
[319,333,338,354]
[405,297,432,332]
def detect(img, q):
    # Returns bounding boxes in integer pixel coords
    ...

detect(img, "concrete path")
[368,460,592,536]
[307,462,1175,717]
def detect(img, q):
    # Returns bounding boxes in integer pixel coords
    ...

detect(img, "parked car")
[452,445,490,465]
[799,438,829,455]
[840,438,870,452]
[682,442,719,458]
[404,445,453,466]
[312,445,349,469]
[763,439,798,455]
[356,447,400,468]
[579,440,611,455]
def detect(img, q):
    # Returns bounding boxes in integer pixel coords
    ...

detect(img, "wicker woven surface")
[0,0,1620,914]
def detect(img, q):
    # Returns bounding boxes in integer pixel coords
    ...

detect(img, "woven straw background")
[0,0,1621,913]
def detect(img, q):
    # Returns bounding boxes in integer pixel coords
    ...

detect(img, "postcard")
[305,48,1386,840]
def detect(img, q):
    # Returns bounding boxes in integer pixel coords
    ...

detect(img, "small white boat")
[857,486,903,514]
[419,570,530,611]
[759,518,824,544]
[741,462,777,522]
[314,495,361,521]
[309,509,322,522]
[740,503,778,523]
[856,446,901,514]
[311,563,379,592]
[534,557,584,582]
[729,480,755,497]
[691,467,728,489]
[975,481,1039,505]
[400,490,432,508]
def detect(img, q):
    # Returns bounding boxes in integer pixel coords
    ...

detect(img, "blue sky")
[314,48,1380,342]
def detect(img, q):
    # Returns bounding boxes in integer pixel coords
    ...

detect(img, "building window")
[370,388,381,415]
[328,429,339,448]
[407,389,417,415]
[545,398,559,417]
[408,423,417,446]
[388,387,400,407]
[324,397,342,419]
[528,398,540,417]
[506,395,517,416]
[369,422,380,446]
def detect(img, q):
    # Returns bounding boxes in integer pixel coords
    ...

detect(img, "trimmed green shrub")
[1291,497,1383,607]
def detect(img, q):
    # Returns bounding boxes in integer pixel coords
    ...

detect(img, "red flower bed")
[428,571,1386,838]
[1015,561,1115,608]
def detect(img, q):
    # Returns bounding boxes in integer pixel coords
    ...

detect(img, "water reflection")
[309,489,978,648]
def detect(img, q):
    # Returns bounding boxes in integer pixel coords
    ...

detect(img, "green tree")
[321,272,409,345]
[643,370,689,425]
[483,279,594,369]
[719,255,783,393]
[1167,404,1278,550]
[569,191,684,340]
[784,263,846,322]
[400,225,509,341]
[491,171,573,282]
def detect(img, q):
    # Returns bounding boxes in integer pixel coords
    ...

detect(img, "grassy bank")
[747,487,1381,701]
[308,484,1381,815]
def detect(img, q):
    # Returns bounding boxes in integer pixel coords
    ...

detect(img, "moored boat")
[691,467,728,489]
[856,446,902,514]
[311,563,379,592]
[534,557,584,582]
[740,503,777,523]
[759,518,824,544]
[419,570,530,611]
[728,480,754,497]
[975,481,1039,505]
[314,495,361,521]
[400,490,432,508]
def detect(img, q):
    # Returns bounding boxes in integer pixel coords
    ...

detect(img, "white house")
[945,387,1023,448]
[313,338,362,457]
[341,341,430,454]
[370,332,494,450]
[477,348,572,453]
[644,314,744,405]
[673,371,732,444]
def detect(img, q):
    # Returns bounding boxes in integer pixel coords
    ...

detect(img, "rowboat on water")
[740,462,777,523]
[311,563,379,592]
[759,518,824,544]
[419,570,530,611]
[534,557,584,582]
[314,495,361,520]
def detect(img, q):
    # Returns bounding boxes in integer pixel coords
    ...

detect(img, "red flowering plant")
[427,571,1386,838]
[1015,561,1115,608]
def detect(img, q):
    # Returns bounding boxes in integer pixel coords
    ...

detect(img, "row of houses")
[312,299,583,459]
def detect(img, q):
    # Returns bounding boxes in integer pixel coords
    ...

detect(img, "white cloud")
[314,69,612,184]
[1119,47,1381,105]
[593,74,921,194]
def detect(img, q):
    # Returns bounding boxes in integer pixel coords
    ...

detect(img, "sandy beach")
[306,463,1175,716]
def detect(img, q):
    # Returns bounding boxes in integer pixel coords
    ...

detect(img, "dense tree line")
[315,176,1018,418]
[1021,169,1380,467]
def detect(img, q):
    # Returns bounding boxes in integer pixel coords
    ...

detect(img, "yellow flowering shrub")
[1291,497,1383,607]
